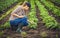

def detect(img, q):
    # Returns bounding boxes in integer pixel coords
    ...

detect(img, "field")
[0,0,60,38]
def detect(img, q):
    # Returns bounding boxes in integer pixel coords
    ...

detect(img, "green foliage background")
[0,0,24,12]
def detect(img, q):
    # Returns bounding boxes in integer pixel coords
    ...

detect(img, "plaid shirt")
[9,6,26,20]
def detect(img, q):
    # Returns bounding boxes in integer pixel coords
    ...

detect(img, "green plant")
[40,31,48,37]
[21,32,27,37]
[28,0,38,29]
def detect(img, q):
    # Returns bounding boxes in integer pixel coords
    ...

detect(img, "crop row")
[35,0,58,29]
[40,0,60,16]
[28,0,38,29]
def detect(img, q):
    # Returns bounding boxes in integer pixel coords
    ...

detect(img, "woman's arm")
[12,13,25,18]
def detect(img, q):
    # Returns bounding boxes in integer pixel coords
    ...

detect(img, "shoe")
[16,28,22,33]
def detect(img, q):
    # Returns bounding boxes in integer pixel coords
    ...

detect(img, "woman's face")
[24,5,29,11]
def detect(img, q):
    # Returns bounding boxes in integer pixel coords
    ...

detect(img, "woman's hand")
[28,20,34,23]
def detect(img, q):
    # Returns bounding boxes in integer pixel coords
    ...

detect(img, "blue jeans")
[10,17,28,30]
